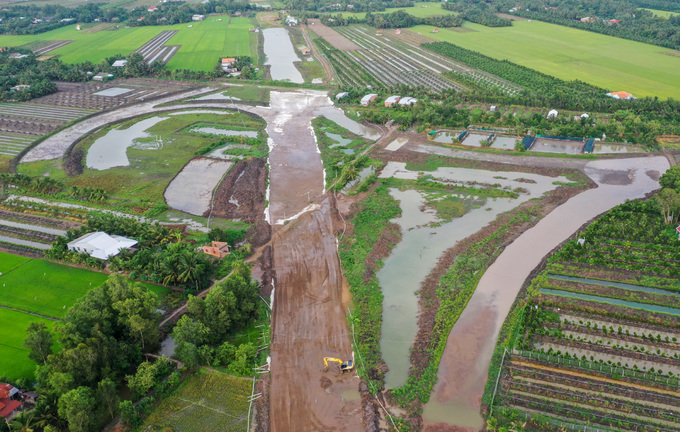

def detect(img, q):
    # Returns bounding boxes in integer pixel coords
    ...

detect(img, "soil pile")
[208,158,267,222]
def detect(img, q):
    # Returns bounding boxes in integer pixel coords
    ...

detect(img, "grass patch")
[411,20,680,99]
[140,368,252,432]
[0,253,169,319]
[334,1,458,20]
[0,308,57,381]
[641,8,679,18]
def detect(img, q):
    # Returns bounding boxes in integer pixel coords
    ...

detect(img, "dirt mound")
[320,376,332,389]
[208,158,267,222]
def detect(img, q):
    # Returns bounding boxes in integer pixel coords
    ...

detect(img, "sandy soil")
[307,19,360,51]
[164,157,232,216]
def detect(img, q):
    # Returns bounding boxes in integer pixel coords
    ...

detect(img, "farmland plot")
[493,199,680,431]
[134,30,179,64]
[141,369,252,432]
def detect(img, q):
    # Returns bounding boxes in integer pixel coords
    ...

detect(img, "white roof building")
[398,97,418,106]
[67,232,137,260]
[547,109,558,119]
[384,95,401,106]
[360,93,378,106]
[112,60,128,67]
[335,92,349,100]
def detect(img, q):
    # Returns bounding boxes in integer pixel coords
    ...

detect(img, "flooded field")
[530,137,584,154]
[461,133,486,147]
[316,107,381,140]
[164,158,232,215]
[191,127,258,138]
[593,143,643,154]
[378,162,569,388]
[86,116,167,170]
[262,28,304,84]
[432,131,458,143]
[491,136,517,150]
[424,156,669,429]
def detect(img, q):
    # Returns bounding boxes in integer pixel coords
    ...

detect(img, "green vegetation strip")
[410,20,680,99]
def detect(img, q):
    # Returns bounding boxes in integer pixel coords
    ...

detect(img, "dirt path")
[423,156,670,429]
[21,87,214,163]
[301,25,334,84]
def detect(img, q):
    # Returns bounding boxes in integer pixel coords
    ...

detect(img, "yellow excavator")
[323,357,354,373]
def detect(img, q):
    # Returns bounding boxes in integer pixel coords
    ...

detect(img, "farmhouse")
[360,93,378,106]
[607,91,635,100]
[222,57,237,72]
[67,232,137,260]
[10,84,31,91]
[148,6,158,12]
[285,16,298,26]
[546,109,558,119]
[335,92,349,100]
[300,46,311,55]
[398,97,418,106]
[0,384,20,421]
[112,60,128,67]
[202,241,231,258]
[384,95,401,107]
[192,14,205,21]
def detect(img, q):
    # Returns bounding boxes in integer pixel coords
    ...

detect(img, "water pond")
[316,107,381,140]
[530,138,584,154]
[593,143,643,154]
[86,116,168,170]
[432,131,458,143]
[191,127,258,138]
[541,288,680,316]
[326,132,352,148]
[377,162,569,389]
[262,28,304,84]
[490,136,517,150]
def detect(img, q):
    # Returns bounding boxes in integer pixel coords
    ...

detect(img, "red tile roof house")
[202,241,230,258]
[0,384,21,421]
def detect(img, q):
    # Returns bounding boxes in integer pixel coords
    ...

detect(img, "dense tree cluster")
[442,1,512,27]
[25,276,161,432]
[289,0,413,13]
[364,9,462,28]
[172,262,260,373]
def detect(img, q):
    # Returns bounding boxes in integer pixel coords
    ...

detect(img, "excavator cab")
[323,357,354,373]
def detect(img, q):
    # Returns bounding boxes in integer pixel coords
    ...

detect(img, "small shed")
[546,109,558,119]
[384,95,401,108]
[92,72,113,81]
[490,105,497,112]
[360,93,378,106]
[335,92,349,100]
[300,46,311,55]
[192,14,205,21]
[67,232,137,260]
[285,16,298,26]
[398,97,418,106]
[148,6,158,11]
[112,60,127,67]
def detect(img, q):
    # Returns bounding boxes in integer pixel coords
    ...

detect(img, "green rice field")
[0,308,57,381]
[142,369,252,432]
[0,16,255,71]
[641,8,679,18]
[410,20,680,99]
[335,1,457,20]
[0,251,169,380]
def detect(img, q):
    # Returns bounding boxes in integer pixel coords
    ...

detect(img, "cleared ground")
[409,20,680,99]
[0,16,255,71]
[141,369,252,432]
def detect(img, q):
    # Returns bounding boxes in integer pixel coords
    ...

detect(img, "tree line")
[442,1,512,27]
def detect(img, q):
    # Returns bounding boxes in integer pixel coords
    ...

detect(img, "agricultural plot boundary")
[135,30,180,64]
[31,40,74,56]
[492,200,680,431]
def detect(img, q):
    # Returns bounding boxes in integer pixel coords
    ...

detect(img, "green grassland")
[410,20,680,99]
[641,8,679,18]
[0,16,255,71]
[335,1,457,20]
[141,369,252,432]
[0,252,169,319]
[0,251,31,274]
[0,308,57,381]
[20,111,265,204]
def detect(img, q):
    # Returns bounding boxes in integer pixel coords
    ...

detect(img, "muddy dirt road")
[254,91,378,431]
[423,156,669,430]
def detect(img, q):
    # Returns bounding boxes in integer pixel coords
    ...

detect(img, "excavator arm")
[323,357,354,372]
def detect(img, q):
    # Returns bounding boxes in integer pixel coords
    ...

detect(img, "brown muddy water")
[424,156,669,429]
[377,162,570,389]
